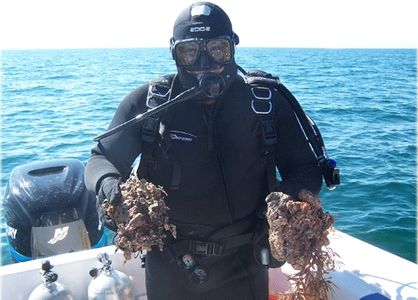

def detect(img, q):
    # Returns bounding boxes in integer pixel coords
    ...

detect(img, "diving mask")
[171,36,234,68]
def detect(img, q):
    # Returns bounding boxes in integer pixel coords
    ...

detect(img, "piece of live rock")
[102,175,176,260]
[266,190,336,300]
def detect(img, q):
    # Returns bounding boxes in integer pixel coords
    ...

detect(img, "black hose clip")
[319,158,340,190]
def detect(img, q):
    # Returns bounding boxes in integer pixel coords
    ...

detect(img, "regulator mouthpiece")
[198,73,225,98]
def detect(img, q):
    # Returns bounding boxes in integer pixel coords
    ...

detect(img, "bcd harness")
[140,69,340,192]
[138,68,340,269]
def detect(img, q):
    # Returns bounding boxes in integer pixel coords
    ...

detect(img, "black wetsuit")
[85,74,322,299]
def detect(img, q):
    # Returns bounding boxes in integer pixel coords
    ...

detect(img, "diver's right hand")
[98,176,122,205]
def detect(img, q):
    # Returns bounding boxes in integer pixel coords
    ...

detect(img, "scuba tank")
[28,260,73,300]
[88,253,133,300]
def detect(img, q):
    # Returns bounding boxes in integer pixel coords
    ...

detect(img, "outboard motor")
[3,159,106,262]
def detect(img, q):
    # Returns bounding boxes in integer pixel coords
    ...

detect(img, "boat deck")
[0,230,417,299]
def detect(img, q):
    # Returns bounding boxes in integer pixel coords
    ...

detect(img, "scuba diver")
[85,2,338,299]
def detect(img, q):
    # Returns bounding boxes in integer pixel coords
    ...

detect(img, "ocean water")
[1,48,416,265]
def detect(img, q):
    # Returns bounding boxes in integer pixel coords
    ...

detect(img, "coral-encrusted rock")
[102,175,176,260]
[266,190,336,300]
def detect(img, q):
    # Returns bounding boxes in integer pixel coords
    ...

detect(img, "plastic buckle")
[192,241,211,255]
[141,118,159,143]
[191,241,223,256]
[260,120,277,146]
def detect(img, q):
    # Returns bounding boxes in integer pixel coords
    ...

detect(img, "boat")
[0,229,417,299]
[1,159,417,299]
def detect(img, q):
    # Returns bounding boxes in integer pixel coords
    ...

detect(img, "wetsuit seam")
[235,251,257,300]
[206,105,235,222]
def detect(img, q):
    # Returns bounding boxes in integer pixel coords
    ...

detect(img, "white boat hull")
[1,230,417,299]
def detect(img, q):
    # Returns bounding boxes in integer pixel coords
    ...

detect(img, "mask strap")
[232,33,239,45]
[169,37,176,60]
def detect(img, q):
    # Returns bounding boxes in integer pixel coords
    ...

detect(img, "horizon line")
[2,46,417,51]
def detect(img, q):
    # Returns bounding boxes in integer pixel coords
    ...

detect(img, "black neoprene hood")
[170,2,239,95]
[172,2,235,41]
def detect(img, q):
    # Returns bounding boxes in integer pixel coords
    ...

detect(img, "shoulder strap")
[139,75,176,180]
[242,68,340,190]
[243,71,278,193]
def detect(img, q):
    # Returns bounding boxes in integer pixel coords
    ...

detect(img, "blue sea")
[1,48,416,265]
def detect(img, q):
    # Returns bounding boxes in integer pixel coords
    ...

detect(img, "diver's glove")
[97,176,121,232]
[98,176,122,205]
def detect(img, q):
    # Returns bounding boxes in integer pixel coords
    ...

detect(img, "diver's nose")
[198,51,211,69]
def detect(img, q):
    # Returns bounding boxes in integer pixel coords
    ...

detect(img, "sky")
[1,0,418,49]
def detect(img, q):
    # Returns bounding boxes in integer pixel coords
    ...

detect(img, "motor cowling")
[3,159,105,261]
